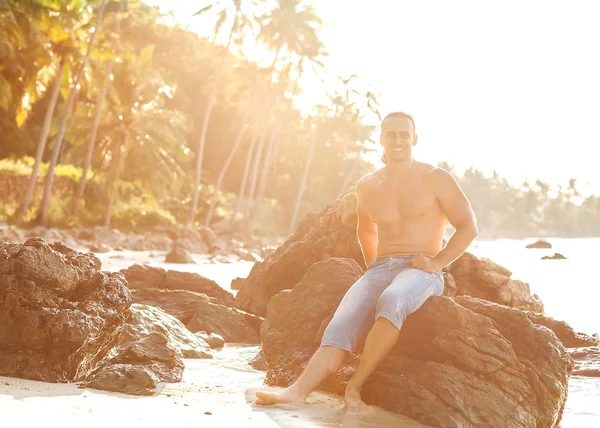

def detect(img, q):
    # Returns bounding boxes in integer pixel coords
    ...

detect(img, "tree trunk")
[244,112,273,219]
[338,148,362,198]
[252,118,279,218]
[204,100,253,226]
[36,0,108,227]
[289,123,318,234]
[231,122,260,223]
[187,25,235,226]
[13,58,66,223]
[103,139,127,229]
[72,0,125,221]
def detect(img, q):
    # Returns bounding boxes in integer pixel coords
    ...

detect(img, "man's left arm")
[417,168,479,272]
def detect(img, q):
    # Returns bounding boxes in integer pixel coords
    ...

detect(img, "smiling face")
[380,115,417,164]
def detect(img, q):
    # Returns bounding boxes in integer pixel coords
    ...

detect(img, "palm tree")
[99,46,189,228]
[188,0,260,226]
[72,0,126,221]
[289,120,318,233]
[35,0,109,227]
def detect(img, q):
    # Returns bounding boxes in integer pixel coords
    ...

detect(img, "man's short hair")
[381,111,416,164]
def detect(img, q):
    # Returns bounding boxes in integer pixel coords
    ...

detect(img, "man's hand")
[411,254,439,273]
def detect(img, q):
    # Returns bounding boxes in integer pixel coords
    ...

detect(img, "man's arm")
[430,168,478,270]
[356,177,378,266]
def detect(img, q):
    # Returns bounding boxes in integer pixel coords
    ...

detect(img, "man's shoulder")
[356,169,382,189]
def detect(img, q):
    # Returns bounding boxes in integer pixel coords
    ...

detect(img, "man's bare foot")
[344,387,368,412]
[255,387,306,405]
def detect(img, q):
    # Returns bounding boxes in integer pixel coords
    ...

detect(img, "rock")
[132,288,260,344]
[235,193,365,316]
[230,277,245,290]
[165,246,196,264]
[121,264,234,306]
[261,258,573,428]
[526,240,552,249]
[446,252,544,312]
[0,238,131,382]
[121,264,167,289]
[89,243,112,253]
[542,253,567,260]
[199,226,220,251]
[80,304,211,396]
[526,313,599,348]
[196,332,225,349]
[568,345,600,377]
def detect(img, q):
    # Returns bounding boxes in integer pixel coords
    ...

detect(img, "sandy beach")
[0,344,425,428]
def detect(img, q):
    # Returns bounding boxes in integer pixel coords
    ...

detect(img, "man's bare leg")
[255,346,348,405]
[344,317,399,411]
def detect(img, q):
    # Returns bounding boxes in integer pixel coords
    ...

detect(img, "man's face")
[380,116,417,163]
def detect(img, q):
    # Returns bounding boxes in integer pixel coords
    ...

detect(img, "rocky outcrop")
[569,346,600,377]
[164,246,196,264]
[542,253,567,260]
[132,288,260,344]
[526,240,552,249]
[121,264,234,306]
[445,252,544,312]
[81,304,211,395]
[0,238,132,382]
[235,193,365,316]
[261,258,573,428]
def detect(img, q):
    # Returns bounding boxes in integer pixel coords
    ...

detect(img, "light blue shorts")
[320,255,444,353]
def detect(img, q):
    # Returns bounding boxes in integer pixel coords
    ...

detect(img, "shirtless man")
[256,111,479,411]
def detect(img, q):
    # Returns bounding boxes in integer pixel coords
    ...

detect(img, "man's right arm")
[356,177,378,266]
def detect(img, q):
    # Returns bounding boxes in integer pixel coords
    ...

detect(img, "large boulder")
[445,252,544,312]
[0,238,132,382]
[261,258,573,428]
[132,288,260,344]
[235,193,365,316]
[121,264,235,306]
[81,304,211,396]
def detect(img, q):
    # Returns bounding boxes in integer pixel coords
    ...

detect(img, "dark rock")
[250,352,268,371]
[80,304,211,396]
[235,193,365,316]
[261,258,573,428]
[526,240,552,249]
[132,288,260,344]
[0,238,131,382]
[165,247,196,264]
[121,264,234,306]
[542,253,567,260]
[446,251,544,312]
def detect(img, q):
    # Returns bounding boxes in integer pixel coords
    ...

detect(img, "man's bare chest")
[365,182,439,222]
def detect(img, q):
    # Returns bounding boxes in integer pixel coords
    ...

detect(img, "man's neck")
[384,159,415,179]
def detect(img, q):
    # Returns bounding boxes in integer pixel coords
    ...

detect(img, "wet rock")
[446,252,544,312]
[80,304,211,396]
[132,288,260,344]
[235,193,365,316]
[165,246,196,264]
[526,240,552,249]
[261,258,573,428]
[121,264,234,306]
[542,253,567,260]
[0,238,131,382]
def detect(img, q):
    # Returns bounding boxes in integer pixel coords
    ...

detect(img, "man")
[256,111,478,411]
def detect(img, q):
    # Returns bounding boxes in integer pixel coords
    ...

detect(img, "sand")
[0,345,425,428]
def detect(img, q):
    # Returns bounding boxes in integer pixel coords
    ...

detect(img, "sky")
[145,0,600,196]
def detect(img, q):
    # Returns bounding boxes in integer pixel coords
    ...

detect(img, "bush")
[109,199,177,232]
